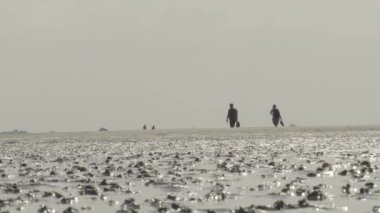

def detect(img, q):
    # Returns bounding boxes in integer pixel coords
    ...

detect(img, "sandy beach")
[0,126,380,213]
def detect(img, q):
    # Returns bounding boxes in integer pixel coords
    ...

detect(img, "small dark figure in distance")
[152,125,155,130]
[270,104,284,127]
[143,124,147,130]
[99,127,109,132]
[226,103,238,128]
[236,121,240,128]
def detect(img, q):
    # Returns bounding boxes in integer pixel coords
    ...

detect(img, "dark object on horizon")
[143,124,147,130]
[270,105,284,127]
[236,121,240,128]
[152,125,155,130]
[99,127,109,132]
[226,103,238,128]
[0,129,28,135]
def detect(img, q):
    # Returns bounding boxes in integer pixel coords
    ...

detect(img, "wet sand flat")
[0,126,380,213]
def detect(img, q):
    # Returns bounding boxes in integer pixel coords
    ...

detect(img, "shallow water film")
[1,127,380,213]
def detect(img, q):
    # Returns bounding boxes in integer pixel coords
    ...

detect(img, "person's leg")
[230,120,236,128]
[272,117,279,127]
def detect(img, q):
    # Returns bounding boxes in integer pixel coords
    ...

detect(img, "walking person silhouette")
[270,104,284,127]
[226,103,238,128]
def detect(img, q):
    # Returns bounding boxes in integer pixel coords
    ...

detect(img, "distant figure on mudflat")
[143,124,147,130]
[226,103,238,128]
[152,125,155,130]
[270,104,284,127]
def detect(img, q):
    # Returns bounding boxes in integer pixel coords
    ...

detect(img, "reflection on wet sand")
[0,127,380,212]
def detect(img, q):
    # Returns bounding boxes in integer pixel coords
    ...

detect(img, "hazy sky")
[1,0,380,132]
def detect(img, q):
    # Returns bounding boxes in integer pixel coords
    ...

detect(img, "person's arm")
[226,110,229,122]
[270,109,273,115]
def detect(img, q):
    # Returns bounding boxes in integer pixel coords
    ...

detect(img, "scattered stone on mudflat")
[120,198,140,211]
[230,164,245,173]
[102,169,113,177]
[42,192,55,198]
[83,172,94,178]
[105,156,112,164]
[134,161,145,168]
[49,171,57,176]
[166,195,178,201]
[373,206,380,213]
[307,172,317,177]
[158,207,169,213]
[339,170,348,176]
[342,184,351,195]
[81,206,93,211]
[53,157,66,163]
[72,165,87,172]
[0,200,9,209]
[171,203,180,210]
[273,200,286,210]
[99,179,112,186]
[145,198,163,208]
[252,205,269,211]
[298,199,311,208]
[360,187,370,194]
[38,205,55,213]
[79,185,99,196]
[61,197,78,205]
[108,199,120,206]
[100,194,108,201]
[217,162,228,170]
[366,182,376,189]
[16,206,25,211]
[3,183,21,194]
[321,162,331,169]
[307,190,327,201]
[205,190,227,201]
[125,188,137,194]
[361,161,371,168]
[62,207,79,213]
[103,182,123,192]
[231,206,257,213]
[54,192,64,199]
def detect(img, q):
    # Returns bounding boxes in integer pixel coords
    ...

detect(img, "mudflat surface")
[1,127,380,213]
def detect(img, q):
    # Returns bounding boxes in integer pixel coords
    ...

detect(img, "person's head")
[230,103,234,108]
[272,104,277,109]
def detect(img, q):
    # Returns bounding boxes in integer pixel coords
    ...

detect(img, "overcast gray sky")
[0,0,379,132]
